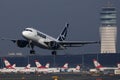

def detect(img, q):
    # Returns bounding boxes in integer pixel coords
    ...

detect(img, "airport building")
[100,4,117,53]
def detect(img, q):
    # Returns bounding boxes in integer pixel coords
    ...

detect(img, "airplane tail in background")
[76,65,80,70]
[45,63,50,68]
[35,60,42,68]
[25,64,31,69]
[117,63,120,69]
[93,59,103,69]
[3,58,15,69]
[34,60,47,68]
[57,23,69,41]
[12,64,16,68]
[62,63,68,69]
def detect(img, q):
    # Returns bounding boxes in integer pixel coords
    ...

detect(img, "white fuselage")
[0,67,37,73]
[22,28,64,50]
[67,68,80,72]
[98,67,118,71]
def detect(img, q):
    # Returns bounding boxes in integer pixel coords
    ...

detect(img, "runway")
[0,73,120,80]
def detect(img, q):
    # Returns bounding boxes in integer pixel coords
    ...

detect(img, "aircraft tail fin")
[12,64,16,68]
[117,63,120,69]
[93,59,103,69]
[76,65,80,70]
[25,64,31,69]
[57,23,69,41]
[45,63,50,68]
[62,63,68,69]
[34,60,42,68]
[3,58,15,69]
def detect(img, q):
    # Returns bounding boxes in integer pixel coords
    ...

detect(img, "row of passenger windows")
[37,32,46,38]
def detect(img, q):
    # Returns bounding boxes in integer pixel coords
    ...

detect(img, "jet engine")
[48,41,60,49]
[12,40,29,48]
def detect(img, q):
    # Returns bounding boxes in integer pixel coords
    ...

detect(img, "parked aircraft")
[60,63,68,72]
[93,59,118,71]
[34,60,51,73]
[61,63,68,69]
[46,63,69,73]
[1,23,99,55]
[34,60,49,69]
[3,58,16,69]
[18,64,36,73]
[1,58,36,73]
[67,65,80,72]
[117,63,120,69]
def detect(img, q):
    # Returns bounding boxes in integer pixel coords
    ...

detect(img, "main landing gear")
[52,51,57,56]
[29,44,35,54]
[30,50,35,54]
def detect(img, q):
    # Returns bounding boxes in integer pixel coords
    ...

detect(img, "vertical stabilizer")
[35,60,42,68]
[117,63,120,69]
[12,64,16,68]
[25,64,31,69]
[57,23,69,41]
[62,63,68,69]
[45,63,50,68]
[3,58,15,69]
[93,59,103,69]
[76,65,80,70]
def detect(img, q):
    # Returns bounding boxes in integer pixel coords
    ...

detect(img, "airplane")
[42,63,69,73]
[3,58,16,69]
[2,58,36,73]
[0,63,34,73]
[117,63,120,69]
[67,65,80,72]
[35,61,68,73]
[1,23,99,55]
[18,64,36,73]
[34,60,50,69]
[92,59,118,71]
[60,63,69,72]
[34,60,51,73]
[61,63,68,69]
[46,63,69,73]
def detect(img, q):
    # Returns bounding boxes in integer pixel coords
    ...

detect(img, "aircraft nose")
[22,31,27,37]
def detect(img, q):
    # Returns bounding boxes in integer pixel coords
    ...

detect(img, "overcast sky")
[0,0,119,56]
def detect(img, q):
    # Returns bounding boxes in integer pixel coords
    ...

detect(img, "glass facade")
[100,7,116,26]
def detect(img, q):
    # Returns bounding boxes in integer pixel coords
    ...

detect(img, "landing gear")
[29,42,35,54]
[52,51,57,56]
[30,50,35,54]
[52,51,57,67]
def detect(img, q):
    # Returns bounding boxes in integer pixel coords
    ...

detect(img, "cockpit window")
[24,29,33,32]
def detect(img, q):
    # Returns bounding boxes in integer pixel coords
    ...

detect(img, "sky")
[0,0,120,56]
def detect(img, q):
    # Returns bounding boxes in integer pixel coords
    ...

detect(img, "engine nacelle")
[48,41,60,49]
[13,40,29,48]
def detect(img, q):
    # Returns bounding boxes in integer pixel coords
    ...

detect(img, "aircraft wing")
[1,37,28,44]
[1,37,29,47]
[58,41,100,47]
[1,37,19,42]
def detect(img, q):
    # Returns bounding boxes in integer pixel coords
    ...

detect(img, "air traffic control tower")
[100,3,117,53]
